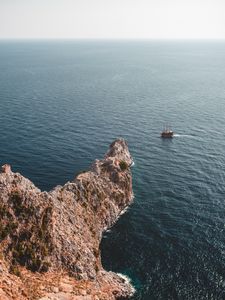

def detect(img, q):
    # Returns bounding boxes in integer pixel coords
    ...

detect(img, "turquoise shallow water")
[0,40,225,299]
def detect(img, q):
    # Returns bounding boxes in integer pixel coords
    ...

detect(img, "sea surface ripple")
[0,40,225,299]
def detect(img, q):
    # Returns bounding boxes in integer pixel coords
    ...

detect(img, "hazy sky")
[0,0,225,39]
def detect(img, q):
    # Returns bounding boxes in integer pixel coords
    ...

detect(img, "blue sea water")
[0,40,225,299]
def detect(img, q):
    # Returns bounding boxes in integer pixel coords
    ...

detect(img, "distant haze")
[0,0,225,39]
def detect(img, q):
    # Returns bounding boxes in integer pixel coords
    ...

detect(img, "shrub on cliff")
[9,264,21,277]
[0,190,53,273]
[119,160,128,171]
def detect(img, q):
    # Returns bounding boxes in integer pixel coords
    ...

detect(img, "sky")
[0,0,225,39]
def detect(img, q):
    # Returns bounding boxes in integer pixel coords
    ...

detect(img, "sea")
[0,40,225,300]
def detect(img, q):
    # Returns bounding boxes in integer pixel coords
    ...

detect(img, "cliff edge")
[0,139,134,300]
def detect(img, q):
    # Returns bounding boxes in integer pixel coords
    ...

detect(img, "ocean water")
[1,40,225,299]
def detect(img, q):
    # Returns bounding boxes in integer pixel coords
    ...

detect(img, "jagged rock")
[0,139,135,299]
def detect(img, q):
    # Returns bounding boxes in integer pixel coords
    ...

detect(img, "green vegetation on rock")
[0,190,53,273]
[119,160,129,171]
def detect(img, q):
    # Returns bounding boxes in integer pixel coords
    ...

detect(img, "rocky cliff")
[0,139,135,300]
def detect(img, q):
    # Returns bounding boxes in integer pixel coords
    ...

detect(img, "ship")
[161,126,174,138]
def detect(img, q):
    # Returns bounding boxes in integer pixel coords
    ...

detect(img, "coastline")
[0,139,135,300]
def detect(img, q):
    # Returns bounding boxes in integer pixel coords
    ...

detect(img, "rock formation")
[0,139,135,300]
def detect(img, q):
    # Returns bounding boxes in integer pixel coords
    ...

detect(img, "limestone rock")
[0,139,134,299]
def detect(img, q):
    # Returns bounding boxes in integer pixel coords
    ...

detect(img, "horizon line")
[0,37,225,41]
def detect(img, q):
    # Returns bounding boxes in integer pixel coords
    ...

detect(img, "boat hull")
[161,131,174,138]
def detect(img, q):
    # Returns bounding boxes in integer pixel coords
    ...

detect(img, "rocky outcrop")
[0,139,135,299]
